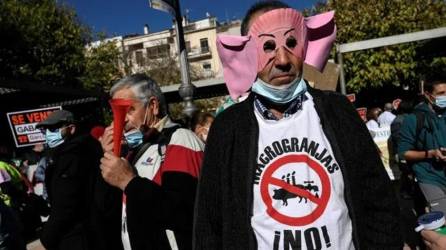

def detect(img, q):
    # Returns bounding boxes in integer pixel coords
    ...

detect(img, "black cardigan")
[193,88,402,249]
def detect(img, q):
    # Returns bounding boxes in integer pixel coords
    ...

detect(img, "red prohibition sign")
[260,154,331,226]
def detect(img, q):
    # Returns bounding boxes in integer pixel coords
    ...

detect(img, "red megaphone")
[109,98,133,156]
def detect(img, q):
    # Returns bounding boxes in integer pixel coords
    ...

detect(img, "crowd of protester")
[363,71,446,249]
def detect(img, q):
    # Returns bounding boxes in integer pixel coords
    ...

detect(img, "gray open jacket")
[193,87,402,249]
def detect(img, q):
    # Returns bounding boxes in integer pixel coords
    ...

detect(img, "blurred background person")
[191,112,214,143]
[379,102,397,127]
[366,107,382,130]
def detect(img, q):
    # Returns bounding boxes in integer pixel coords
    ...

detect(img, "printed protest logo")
[260,154,331,226]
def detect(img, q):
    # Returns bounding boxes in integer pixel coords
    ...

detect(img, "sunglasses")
[38,124,72,133]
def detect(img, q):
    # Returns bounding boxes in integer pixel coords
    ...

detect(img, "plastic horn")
[109,98,132,156]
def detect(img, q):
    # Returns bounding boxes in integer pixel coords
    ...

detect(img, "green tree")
[307,0,446,92]
[82,38,124,91]
[0,0,89,86]
[168,96,225,120]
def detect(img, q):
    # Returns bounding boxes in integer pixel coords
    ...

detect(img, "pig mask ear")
[216,35,257,101]
[304,11,337,71]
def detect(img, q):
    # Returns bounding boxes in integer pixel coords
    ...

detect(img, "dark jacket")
[194,88,402,249]
[390,114,407,156]
[90,150,123,250]
[41,134,104,250]
[124,124,203,250]
[0,199,26,250]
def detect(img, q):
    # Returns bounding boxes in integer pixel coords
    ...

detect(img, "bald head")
[384,103,393,112]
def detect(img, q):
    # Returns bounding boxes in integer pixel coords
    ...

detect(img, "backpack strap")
[156,125,182,160]
[131,142,152,166]
[130,125,182,165]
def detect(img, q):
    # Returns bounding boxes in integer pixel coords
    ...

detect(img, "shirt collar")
[254,93,307,121]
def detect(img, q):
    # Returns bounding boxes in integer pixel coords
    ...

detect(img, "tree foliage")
[142,54,209,87]
[0,0,89,86]
[168,96,225,120]
[82,38,124,91]
[307,0,446,92]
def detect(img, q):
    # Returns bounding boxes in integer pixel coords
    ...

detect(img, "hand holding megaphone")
[99,123,114,153]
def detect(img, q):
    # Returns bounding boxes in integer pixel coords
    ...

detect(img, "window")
[146,44,170,59]
[185,41,191,53]
[200,38,209,53]
[128,43,143,52]
[135,51,145,66]
[202,63,213,78]
[202,63,211,70]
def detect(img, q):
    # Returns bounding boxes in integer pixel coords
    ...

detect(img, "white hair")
[110,73,167,116]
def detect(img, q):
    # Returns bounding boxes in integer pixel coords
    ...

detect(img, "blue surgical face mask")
[45,129,64,148]
[124,105,149,149]
[124,130,143,148]
[251,77,307,104]
[435,95,446,109]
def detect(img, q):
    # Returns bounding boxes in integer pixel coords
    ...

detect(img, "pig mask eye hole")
[286,36,297,49]
[263,40,276,53]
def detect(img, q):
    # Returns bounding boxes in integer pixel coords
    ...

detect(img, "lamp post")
[149,0,197,118]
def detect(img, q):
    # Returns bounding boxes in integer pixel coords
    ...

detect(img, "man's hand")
[428,148,446,162]
[100,152,136,190]
[99,124,114,153]
[421,230,446,250]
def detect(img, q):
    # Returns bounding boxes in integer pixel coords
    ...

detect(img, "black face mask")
[432,105,446,114]
[140,124,160,143]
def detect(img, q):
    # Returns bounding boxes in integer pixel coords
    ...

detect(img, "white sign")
[6,106,62,148]
[369,125,395,180]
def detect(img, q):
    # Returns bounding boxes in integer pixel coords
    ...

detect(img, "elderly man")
[193,1,402,249]
[100,74,204,250]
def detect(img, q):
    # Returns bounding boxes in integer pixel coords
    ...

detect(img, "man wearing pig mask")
[193,1,402,249]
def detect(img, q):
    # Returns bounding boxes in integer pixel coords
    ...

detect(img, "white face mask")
[251,77,307,104]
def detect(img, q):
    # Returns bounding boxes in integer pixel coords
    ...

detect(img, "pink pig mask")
[217,8,336,100]
[248,8,307,73]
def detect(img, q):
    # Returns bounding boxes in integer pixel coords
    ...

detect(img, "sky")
[62,0,320,37]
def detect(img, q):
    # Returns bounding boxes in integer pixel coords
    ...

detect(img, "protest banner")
[7,106,62,147]
[369,126,397,180]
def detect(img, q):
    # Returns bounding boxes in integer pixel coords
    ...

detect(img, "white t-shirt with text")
[251,93,354,250]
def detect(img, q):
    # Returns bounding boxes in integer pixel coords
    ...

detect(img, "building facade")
[117,16,241,84]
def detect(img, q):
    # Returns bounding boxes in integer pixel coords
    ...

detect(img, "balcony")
[187,47,211,61]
